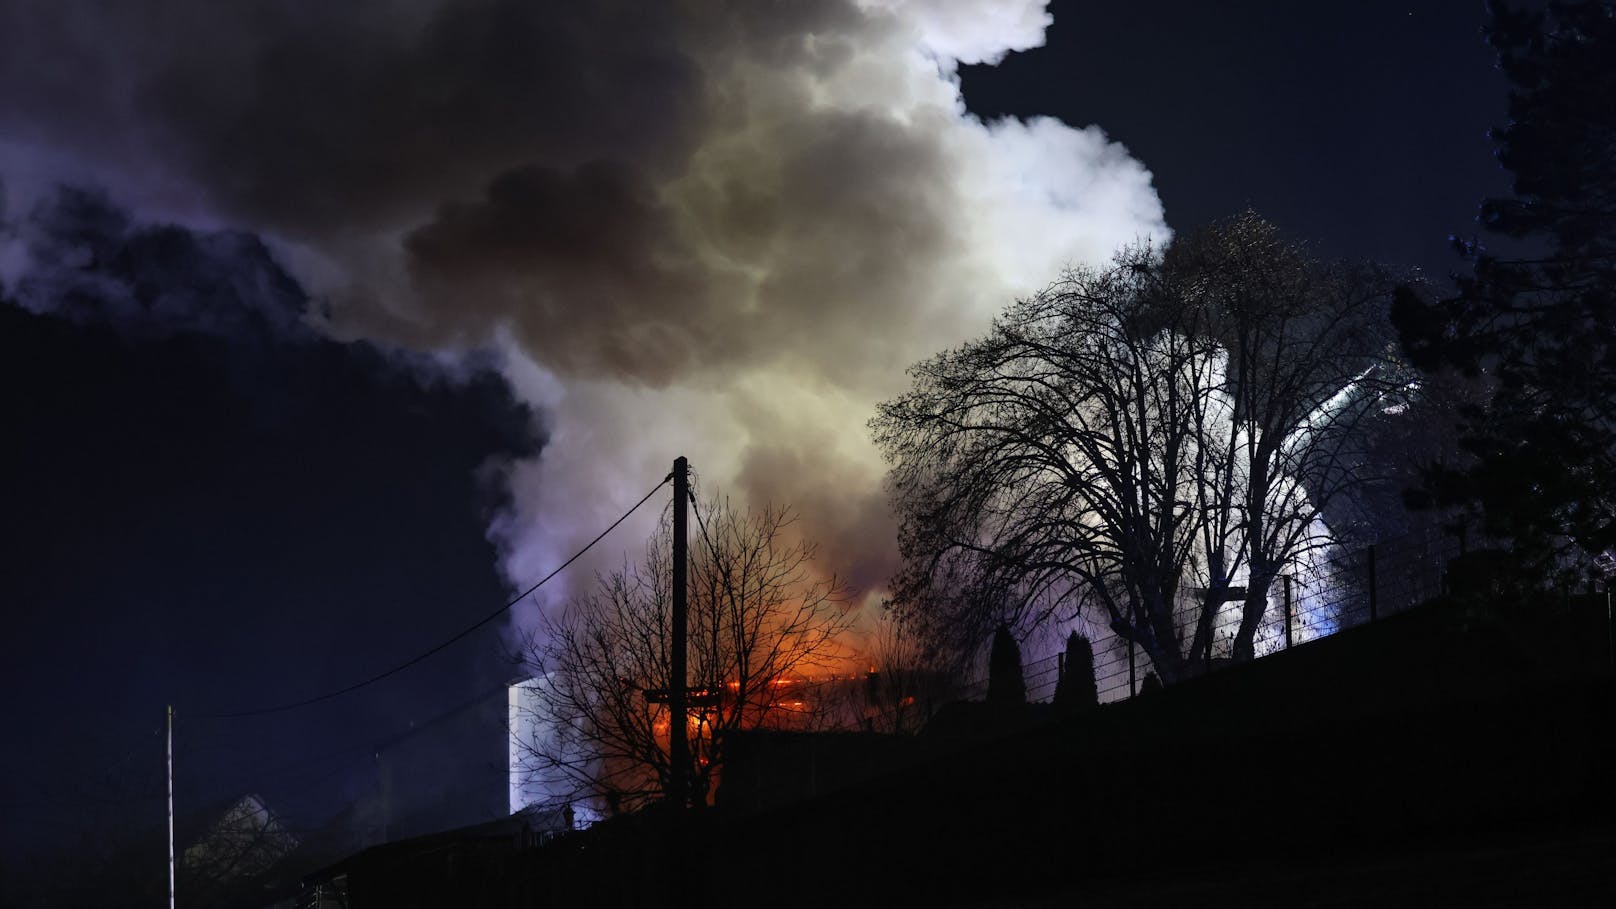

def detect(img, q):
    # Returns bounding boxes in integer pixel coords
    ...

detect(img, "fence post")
[1367,544,1378,623]
[1283,575,1294,651]
[1441,531,1452,597]
[1128,637,1136,698]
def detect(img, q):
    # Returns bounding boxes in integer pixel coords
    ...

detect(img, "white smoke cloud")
[451,2,1169,625]
[863,0,1054,65]
[0,0,1169,644]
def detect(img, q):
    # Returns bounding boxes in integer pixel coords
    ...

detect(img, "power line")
[687,487,718,568]
[195,474,672,719]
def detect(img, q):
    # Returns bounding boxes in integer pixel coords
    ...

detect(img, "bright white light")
[507,677,549,816]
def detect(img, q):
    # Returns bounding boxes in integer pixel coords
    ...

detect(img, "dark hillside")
[524,593,1615,907]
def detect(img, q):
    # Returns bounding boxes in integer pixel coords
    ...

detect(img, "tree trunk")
[1145,640,1189,684]
[1144,590,1189,683]
[1231,569,1277,662]
[1187,588,1223,664]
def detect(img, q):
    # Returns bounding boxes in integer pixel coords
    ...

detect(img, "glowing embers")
[652,672,870,736]
[641,686,725,707]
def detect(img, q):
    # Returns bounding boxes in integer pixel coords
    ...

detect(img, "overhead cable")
[195,474,672,718]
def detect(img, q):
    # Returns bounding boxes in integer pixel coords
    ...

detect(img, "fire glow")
[509,668,883,817]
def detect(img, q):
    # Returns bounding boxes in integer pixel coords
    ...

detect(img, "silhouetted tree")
[1393,0,1616,580]
[1053,631,1098,711]
[515,498,852,813]
[986,624,1026,704]
[1166,216,1411,660]
[874,217,1406,683]
[864,604,961,733]
[875,242,1216,684]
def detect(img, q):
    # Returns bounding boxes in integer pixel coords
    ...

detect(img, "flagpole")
[167,704,176,909]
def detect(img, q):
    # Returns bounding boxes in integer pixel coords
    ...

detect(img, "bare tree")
[862,605,961,734]
[1167,214,1411,661]
[514,497,852,814]
[874,242,1221,682]
[872,215,1407,683]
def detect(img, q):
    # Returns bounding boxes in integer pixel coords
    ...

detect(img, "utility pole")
[167,705,176,909]
[667,458,691,905]
[669,457,689,813]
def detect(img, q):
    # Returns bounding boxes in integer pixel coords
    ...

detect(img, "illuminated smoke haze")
[0,0,1168,635]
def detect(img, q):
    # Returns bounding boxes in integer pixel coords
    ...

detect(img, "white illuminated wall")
[507,676,549,816]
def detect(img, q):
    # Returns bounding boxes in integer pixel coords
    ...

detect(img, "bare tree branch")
[513,496,853,815]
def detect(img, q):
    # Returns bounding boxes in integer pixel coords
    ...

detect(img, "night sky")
[1,0,1509,861]
[962,0,1509,272]
[0,197,539,852]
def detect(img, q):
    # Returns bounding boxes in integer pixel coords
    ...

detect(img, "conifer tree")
[1053,631,1098,711]
[987,624,1026,705]
[1394,1,1616,578]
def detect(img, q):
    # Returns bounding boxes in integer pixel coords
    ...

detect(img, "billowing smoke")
[0,0,1168,633]
[3,185,311,344]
